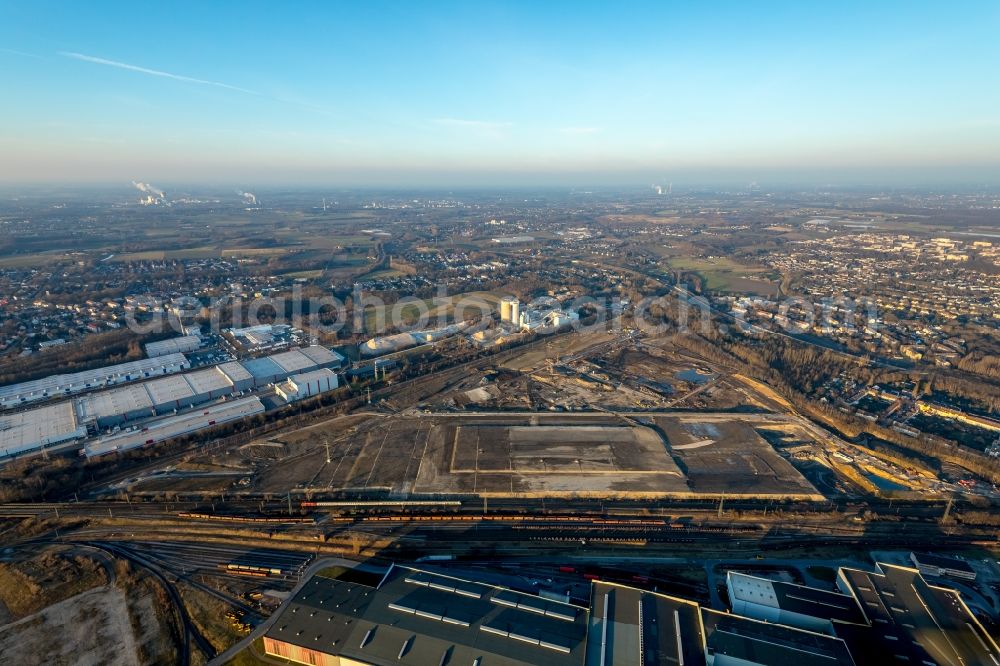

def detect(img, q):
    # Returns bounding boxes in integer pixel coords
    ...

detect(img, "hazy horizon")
[3,168,1000,191]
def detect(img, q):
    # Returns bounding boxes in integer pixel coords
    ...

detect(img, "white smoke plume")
[237,190,258,206]
[132,181,165,198]
[132,181,165,205]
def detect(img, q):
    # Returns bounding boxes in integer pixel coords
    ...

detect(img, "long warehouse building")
[75,365,246,427]
[2,345,343,458]
[145,334,202,357]
[0,401,87,458]
[0,353,190,409]
[75,345,344,427]
[84,396,265,457]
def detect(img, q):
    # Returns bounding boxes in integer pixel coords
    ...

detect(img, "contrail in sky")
[1,47,45,59]
[59,50,335,115]
[59,51,260,95]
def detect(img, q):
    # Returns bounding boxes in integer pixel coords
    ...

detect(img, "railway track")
[83,541,216,665]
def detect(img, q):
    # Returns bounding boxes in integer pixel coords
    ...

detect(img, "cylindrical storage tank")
[500,297,513,322]
[500,296,520,323]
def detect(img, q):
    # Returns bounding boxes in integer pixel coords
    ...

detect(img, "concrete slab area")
[258,412,822,499]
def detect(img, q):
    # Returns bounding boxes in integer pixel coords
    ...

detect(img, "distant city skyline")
[2,1,999,185]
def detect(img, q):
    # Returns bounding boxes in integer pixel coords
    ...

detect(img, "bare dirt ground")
[653,415,820,497]
[153,334,827,500]
[419,417,688,495]
[0,586,141,666]
[186,401,825,499]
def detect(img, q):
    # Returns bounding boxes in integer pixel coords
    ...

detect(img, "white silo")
[499,296,520,323]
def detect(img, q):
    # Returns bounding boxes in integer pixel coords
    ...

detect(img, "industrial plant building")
[225,323,299,352]
[1,345,344,458]
[518,307,580,331]
[0,353,190,409]
[834,563,995,665]
[242,344,344,386]
[726,571,866,634]
[275,368,339,403]
[264,564,590,666]
[75,345,342,427]
[909,551,978,581]
[498,295,579,332]
[84,396,265,457]
[361,324,467,357]
[75,365,251,428]
[499,295,521,324]
[216,361,254,392]
[260,562,998,666]
[240,356,287,386]
[587,581,706,666]
[700,608,856,666]
[144,334,202,358]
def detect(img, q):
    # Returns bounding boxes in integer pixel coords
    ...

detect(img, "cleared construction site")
[245,412,824,500]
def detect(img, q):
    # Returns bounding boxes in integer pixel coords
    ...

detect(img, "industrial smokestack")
[132,181,165,204]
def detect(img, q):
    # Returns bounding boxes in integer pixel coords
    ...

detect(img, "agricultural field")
[666,256,779,295]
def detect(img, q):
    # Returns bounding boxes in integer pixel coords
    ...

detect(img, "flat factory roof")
[0,401,85,456]
[589,581,706,666]
[288,368,338,386]
[836,563,999,666]
[268,349,317,374]
[910,551,977,574]
[143,374,196,407]
[145,335,200,356]
[265,564,590,666]
[728,572,866,626]
[299,344,344,367]
[75,384,154,422]
[0,353,188,407]
[84,396,265,456]
[184,367,234,395]
[216,361,253,385]
[702,608,856,666]
[241,356,285,380]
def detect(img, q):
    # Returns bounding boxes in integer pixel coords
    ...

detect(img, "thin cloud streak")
[59,51,260,95]
[59,51,335,115]
[0,47,45,59]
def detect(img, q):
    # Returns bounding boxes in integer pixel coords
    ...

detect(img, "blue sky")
[1,1,999,185]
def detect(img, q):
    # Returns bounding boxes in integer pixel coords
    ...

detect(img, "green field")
[668,256,778,295]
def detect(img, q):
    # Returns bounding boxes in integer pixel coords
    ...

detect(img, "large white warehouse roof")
[0,353,189,409]
[0,401,86,457]
[145,335,201,358]
[84,396,265,457]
